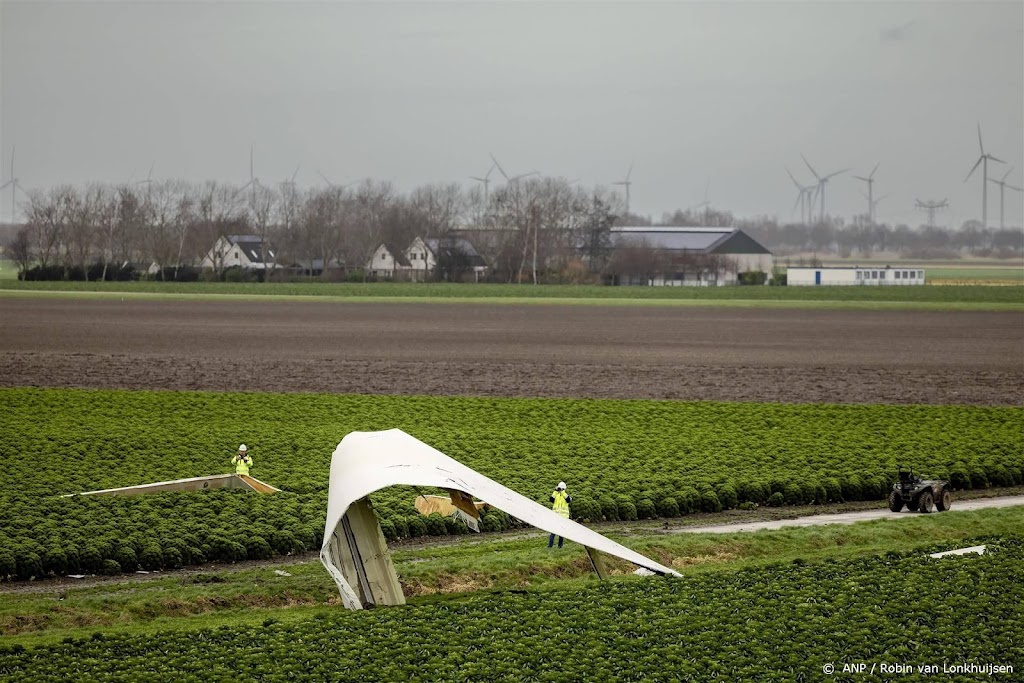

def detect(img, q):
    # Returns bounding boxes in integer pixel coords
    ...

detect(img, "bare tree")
[9,226,32,276]
[23,188,65,269]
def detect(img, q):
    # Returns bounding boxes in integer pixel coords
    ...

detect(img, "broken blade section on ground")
[320,428,680,610]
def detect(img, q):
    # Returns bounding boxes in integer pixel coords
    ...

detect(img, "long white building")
[787,266,926,286]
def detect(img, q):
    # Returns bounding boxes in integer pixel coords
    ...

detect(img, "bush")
[100,559,122,576]
[0,549,15,578]
[113,545,138,572]
[823,478,843,503]
[635,498,657,520]
[389,517,409,539]
[700,491,722,513]
[782,483,804,506]
[378,519,397,541]
[406,515,427,538]
[79,545,104,573]
[16,551,43,580]
[570,497,602,523]
[480,513,504,533]
[444,516,469,535]
[738,271,768,285]
[655,497,680,518]
[738,501,758,511]
[599,496,619,522]
[616,496,638,521]
[840,476,864,501]
[679,488,701,514]
[43,548,69,576]
[242,536,273,561]
[423,513,448,536]
[716,485,739,510]
[766,492,785,507]
[269,530,300,555]
[139,544,165,570]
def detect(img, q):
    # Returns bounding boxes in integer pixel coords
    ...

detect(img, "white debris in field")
[633,567,656,576]
[67,574,87,579]
[929,545,986,559]
[274,570,292,576]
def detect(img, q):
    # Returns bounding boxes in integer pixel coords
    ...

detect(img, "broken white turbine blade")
[320,429,680,610]
[929,545,987,559]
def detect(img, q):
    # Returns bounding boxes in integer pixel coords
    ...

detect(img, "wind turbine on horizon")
[987,166,1022,230]
[612,164,633,216]
[785,168,816,225]
[489,153,538,188]
[135,162,156,201]
[470,163,496,205]
[964,123,1004,230]
[853,163,881,223]
[0,147,22,224]
[802,154,849,223]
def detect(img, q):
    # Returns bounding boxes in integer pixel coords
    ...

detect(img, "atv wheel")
[887,491,904,513]
[917,491,934,513]
[936,488,952,512]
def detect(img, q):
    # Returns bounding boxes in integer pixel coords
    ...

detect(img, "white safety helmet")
[238,444,248,453]
[557,481,566,490]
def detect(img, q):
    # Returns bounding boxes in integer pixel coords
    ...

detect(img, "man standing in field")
[232,444,253,476]
[548,481,571,549]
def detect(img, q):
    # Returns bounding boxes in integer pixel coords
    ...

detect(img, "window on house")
[856,271,862,280]
[895,271,901,279]
[871,271,878,279]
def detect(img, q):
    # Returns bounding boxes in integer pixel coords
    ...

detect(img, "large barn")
[609,227,773,286]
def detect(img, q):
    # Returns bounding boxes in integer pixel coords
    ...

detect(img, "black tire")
[936,488,952,512]
[887,491,904,513]
[918,491,934,513]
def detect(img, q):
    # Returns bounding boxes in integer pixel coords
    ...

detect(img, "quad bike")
[888,468,951,513]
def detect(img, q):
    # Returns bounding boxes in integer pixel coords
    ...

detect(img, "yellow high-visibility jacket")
[551,490,571,518]
[232,454,252,475]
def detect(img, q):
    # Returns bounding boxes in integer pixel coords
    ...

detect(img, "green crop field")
[1,388,1021,580]
[3,535,1021,682]
[2,280,1023,309]
[0,259,19,280]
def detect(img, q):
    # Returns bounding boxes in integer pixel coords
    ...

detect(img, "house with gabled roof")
[367,243,411,280]
[608,227,773,286]
[405,236,488,282]
[201,235,279,273]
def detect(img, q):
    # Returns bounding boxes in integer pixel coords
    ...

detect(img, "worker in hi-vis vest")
[548,481,571,549]
[232,444,253,475]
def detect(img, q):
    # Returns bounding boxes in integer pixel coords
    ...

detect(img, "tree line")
[6,178,621,282]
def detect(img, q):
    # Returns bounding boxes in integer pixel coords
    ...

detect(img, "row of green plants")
[1,388,1021,578]
[2,537,1021,681]
[5,279,1024,303]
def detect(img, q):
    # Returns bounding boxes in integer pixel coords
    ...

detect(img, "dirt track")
[1,298,1021,405]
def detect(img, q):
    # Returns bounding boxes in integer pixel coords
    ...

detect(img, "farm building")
[787,266,926,286]
[404,236,488,282]
[608,227,773,286]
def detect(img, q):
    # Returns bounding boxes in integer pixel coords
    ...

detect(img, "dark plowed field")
[1,299,1021,405]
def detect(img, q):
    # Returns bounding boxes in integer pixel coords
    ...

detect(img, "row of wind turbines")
[785,124,1022,229]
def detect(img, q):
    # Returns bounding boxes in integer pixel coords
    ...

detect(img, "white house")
[367,243,411,280]
[609,227,773,286]
[202,235,278,271]
[787,266,926,286]
[404,236,488,282]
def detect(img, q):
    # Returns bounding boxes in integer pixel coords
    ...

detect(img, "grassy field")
[2,280,1023,309]
[1,506,1019,646]
[0,259,18,281]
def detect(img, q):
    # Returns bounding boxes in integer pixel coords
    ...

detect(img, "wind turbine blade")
[249,145,254,181]
[291,165,300,183]
[0,181,11,191]
[964,157,983,182]
[853,176,869,182]
[792,193,802,213]
[785,168,802,189]
[485,163,495,180]
[869,162,880,179]
[626,163,633,182]
[703,178,710,202]
[239,179,254,193]
[1007,184,1024,192]
[10,146,14,178]
[824,168,850,180]
[987,154,1005,164]
[469,176,487,182]
[977,122,984,155]
[801,154,821,180]
[489,153,510,180]
[1001,166,1014,182]
[147,162,154,181]
[875,195,888,203]
[317,170,334,187]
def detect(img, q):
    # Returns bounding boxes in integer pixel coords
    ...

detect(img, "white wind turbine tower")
[0,147,22,224]
[469,163,496,205]
[988,166,1023,230]
[136,162,156,201]
[853,163,880,223]
[802,154,849,223]
[785,168,816,225]
[238,145,260,211]
[964,123,1003,230]
[612,164,633,216]
[862,193,888,223]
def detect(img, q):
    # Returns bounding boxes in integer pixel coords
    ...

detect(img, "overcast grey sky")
[2,0,1022,228]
